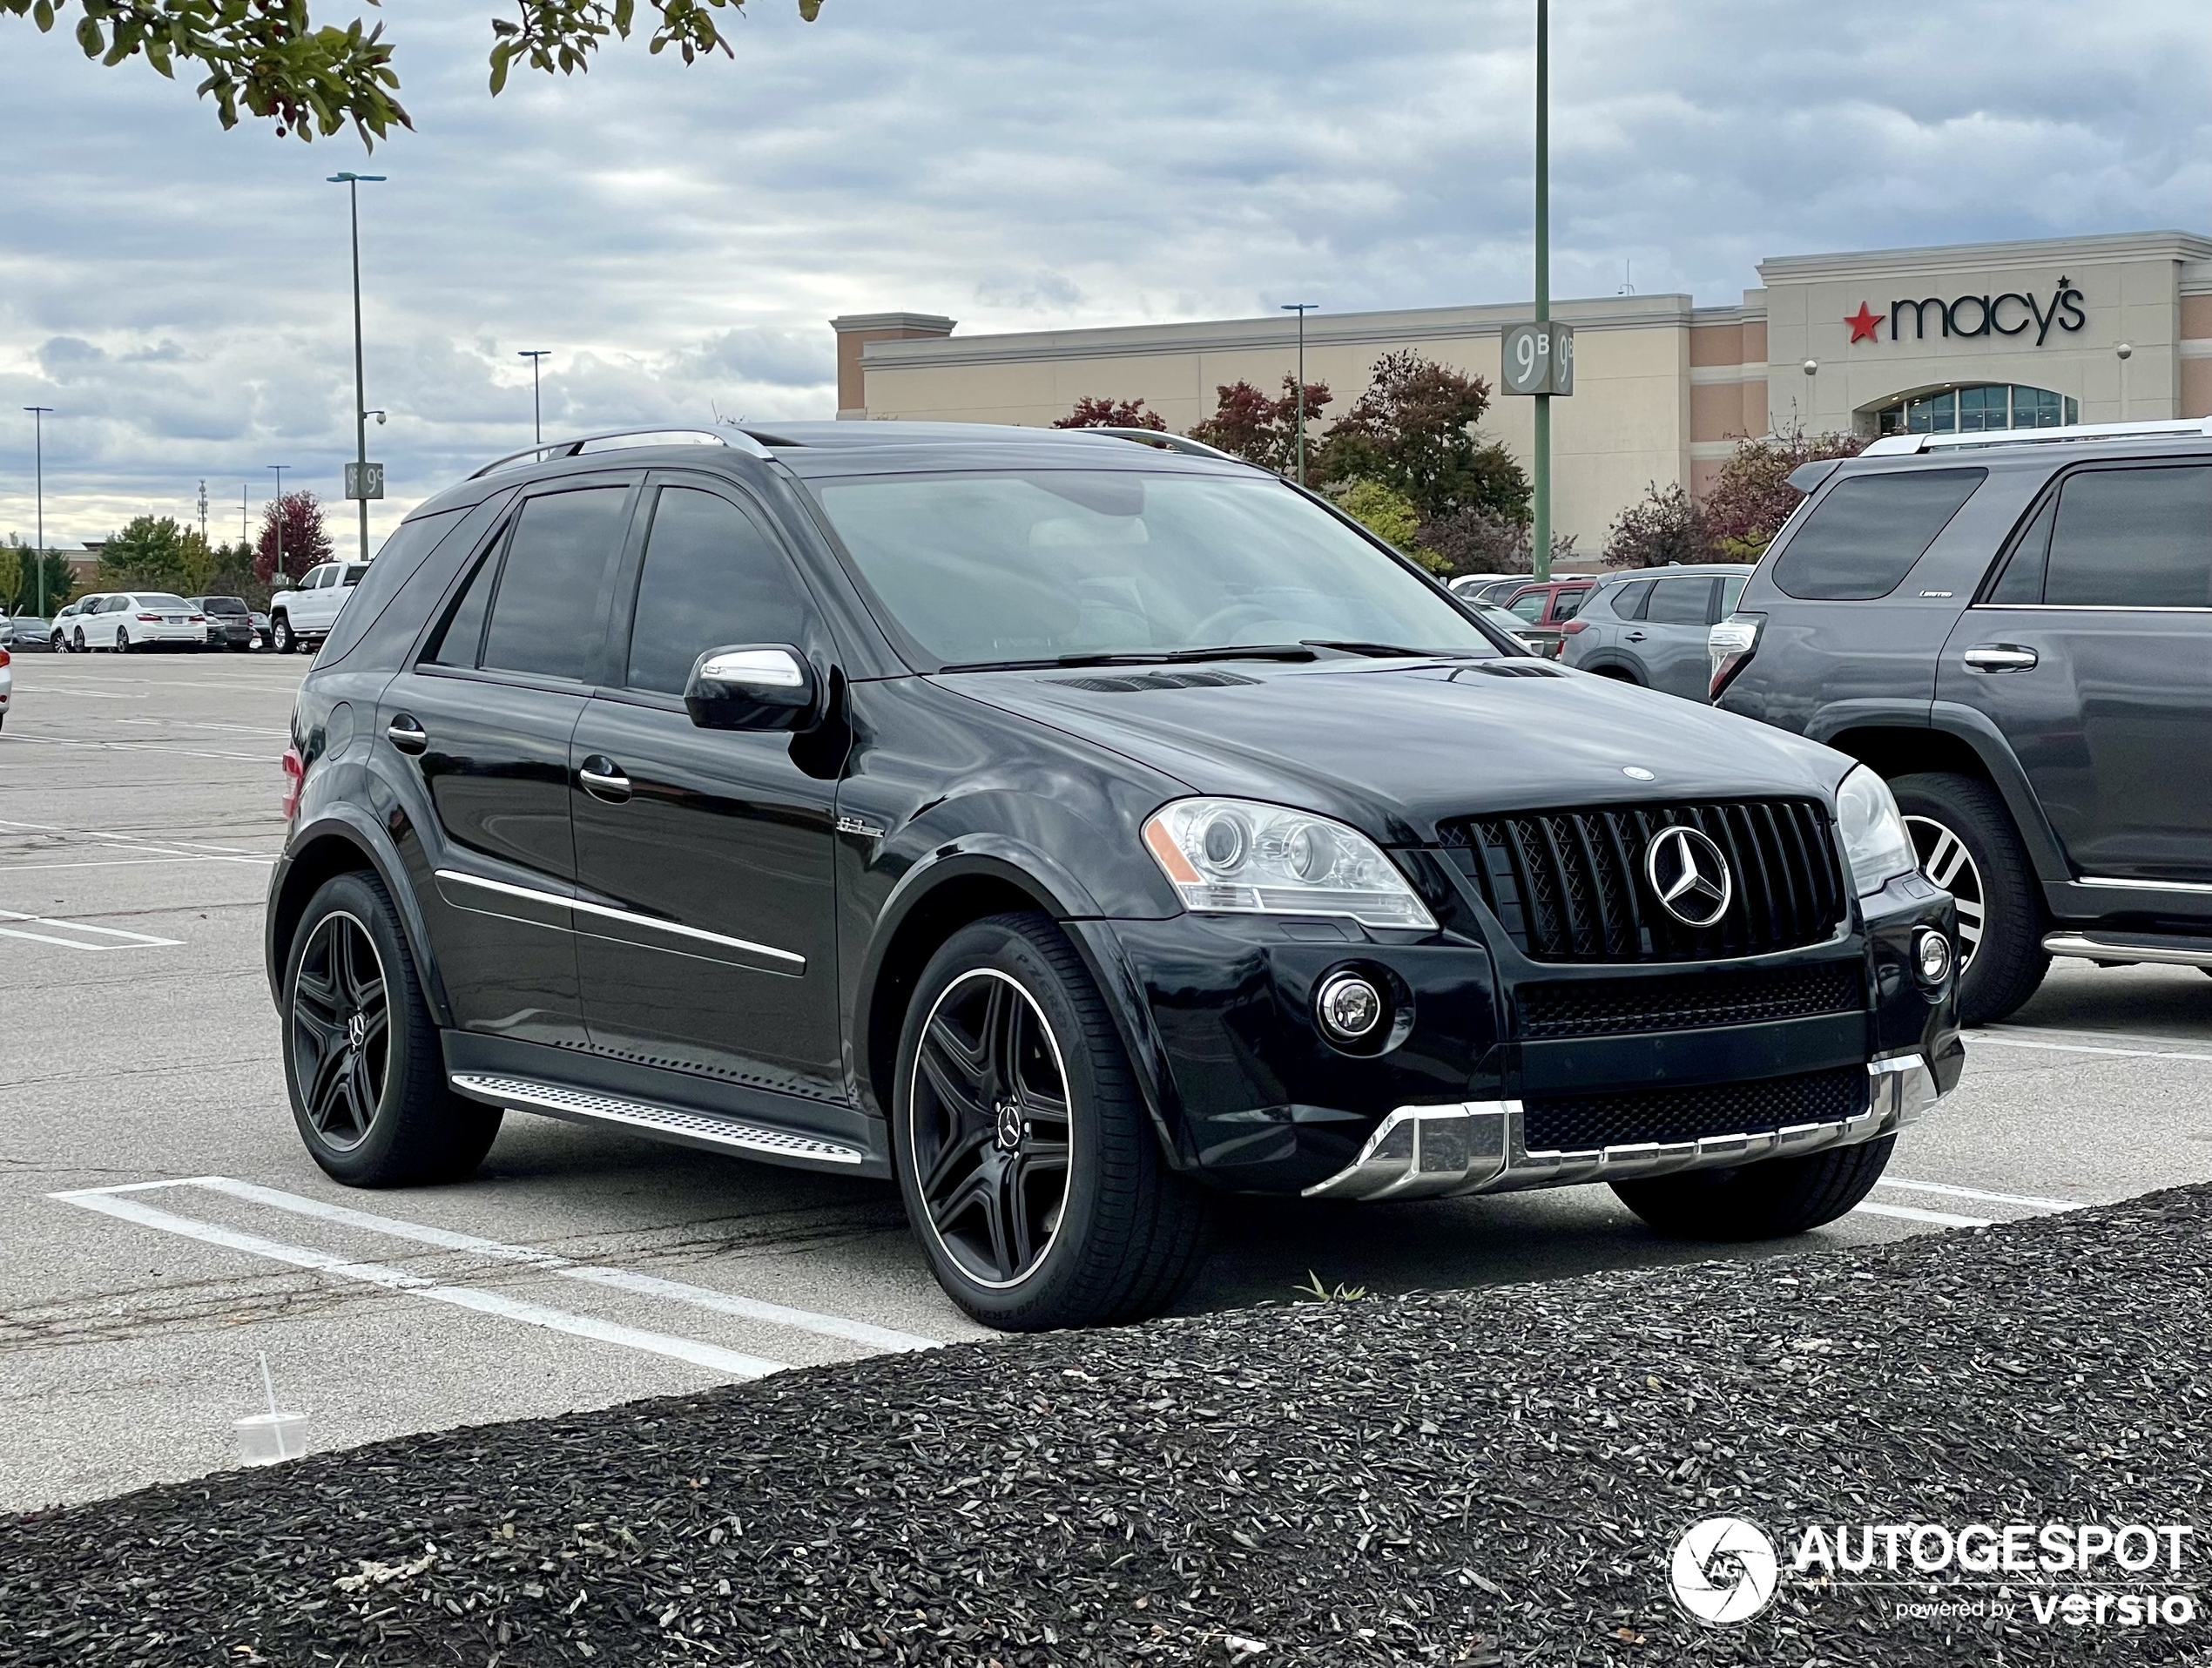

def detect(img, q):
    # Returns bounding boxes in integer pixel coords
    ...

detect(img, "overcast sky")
[2,0,2208,548]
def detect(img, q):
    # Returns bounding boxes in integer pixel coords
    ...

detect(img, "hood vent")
[1049,669,1262,693]
[1460,660,1568,679]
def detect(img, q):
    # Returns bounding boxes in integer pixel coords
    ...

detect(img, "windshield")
[807,469,1497,668]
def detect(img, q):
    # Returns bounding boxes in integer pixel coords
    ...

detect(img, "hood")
[938,659,1851,847]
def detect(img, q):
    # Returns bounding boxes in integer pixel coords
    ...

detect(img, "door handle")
[1624,630,1647,642]
[386,714,428,754]
[1963,644,2040,672]
[578,757,633,803]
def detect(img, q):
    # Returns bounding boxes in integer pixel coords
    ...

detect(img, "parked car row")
[32,568,369,655]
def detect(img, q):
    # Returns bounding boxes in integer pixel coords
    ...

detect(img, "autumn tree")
[1187,375,1332,475]
[1602,483,1711,569]
[0,0,827,146]
[1318,351,1528,524]
[256,491,334,584]
[1053,396,1167,432]
[1415,507,1576,577]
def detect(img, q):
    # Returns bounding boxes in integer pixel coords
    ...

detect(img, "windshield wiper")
[1299,639,1464,658]
[939,645,1320,672]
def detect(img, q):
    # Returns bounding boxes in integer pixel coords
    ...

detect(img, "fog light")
[1316,972,1385,1042]
[1914,928,1953,987]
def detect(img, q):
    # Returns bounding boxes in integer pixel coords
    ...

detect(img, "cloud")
[0,0,2208,543]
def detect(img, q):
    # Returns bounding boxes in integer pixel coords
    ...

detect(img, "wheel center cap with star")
[346,1012,367,1050]
[994,1100,1023,1152]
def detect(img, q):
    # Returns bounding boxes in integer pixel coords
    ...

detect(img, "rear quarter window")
[1770,467,1986,601]
[313,510,469,669]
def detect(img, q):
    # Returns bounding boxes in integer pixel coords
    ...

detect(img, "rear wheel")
[285,870,502,1186]
[892,913,1211,1330]
[1612,1136,1895,1240]
[272,614,296,655]
[1891,771,2047,1024]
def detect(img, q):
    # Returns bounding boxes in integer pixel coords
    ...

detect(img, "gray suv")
[1711,418,2212,1024]
[1561,564,1752,699]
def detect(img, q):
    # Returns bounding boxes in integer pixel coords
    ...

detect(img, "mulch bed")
[5,1185,2210,1666]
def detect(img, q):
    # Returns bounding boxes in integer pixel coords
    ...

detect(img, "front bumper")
[1303,1049,1939,1200]
[1079,866,1960,1198]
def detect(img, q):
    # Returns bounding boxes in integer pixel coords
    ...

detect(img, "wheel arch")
[266,812,452,1026]
[1819,706,2068,881]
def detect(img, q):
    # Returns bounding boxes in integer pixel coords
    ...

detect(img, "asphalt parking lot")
[6,650,2212,1515]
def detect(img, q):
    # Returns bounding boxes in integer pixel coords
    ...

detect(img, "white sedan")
[78,592,210,652]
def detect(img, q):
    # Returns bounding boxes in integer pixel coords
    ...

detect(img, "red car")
[1496,577,1599,656]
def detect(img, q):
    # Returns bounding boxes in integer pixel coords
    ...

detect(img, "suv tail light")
[1709,612,1765,700]
[1559,618,1589,636]
[280,746,305,821]
[0,646,10,668]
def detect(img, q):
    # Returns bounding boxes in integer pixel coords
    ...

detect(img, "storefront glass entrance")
[1876,383,2079,436]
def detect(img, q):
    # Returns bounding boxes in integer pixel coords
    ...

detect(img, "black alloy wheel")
[892,913,1211,1330]
[910,968,1075,1289]
[285,870,502,1185]
[289,910,391,1152]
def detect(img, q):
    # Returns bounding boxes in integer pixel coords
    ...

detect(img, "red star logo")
[1844,302,1885,344]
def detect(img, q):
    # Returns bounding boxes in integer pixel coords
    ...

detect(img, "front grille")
[1522,1064,1866,1154]
[1518,962,1864,1039]
[1444,798,1846,963]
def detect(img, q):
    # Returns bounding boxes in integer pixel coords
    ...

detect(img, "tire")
[1890,770,2047,1025]
[891,912,1211,1331]
[71,629,84,653]
[1612,1135,1896,1240]
[114,627,131,654]
[272,615,295,655]
[283,870,502,1186]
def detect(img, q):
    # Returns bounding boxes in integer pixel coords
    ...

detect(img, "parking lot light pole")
[24,406,52,619]
[1531,0,1552,583]
[518,351,551,444]
[327,172,386,566]
[1280,304,1318,487]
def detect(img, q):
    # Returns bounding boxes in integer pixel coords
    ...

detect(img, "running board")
[449,1073,867,1167]
[2043,931,2212,969]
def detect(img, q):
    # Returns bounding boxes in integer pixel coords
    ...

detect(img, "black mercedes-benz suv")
[1712,417,2212,1026]
[265,422,1962,1330]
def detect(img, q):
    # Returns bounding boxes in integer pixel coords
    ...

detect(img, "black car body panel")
[269,423,1960,1201]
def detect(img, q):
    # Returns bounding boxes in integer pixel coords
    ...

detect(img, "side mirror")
[683,645,819,733]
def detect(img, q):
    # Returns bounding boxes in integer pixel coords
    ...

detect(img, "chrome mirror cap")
[699,647,806,689]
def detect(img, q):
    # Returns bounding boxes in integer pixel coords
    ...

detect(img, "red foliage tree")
[1053,396,1168,431]
[1186,375,1332,474]
[1701,429,1867,558]
[254,491,334,584]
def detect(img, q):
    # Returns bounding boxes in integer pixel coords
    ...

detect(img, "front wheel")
[892,913,1211,1331]
[1612,1136,1896,1240]
[114,627,131,653]
[1891,771,2047,1025]
[71,629,85,653]
[285,870,502,1186]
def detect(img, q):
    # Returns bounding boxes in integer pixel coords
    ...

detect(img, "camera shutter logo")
[1670,1516,1780,1626]
[1644,824,1732,929]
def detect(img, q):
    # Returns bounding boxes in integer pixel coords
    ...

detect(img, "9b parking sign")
[1502,322,1575,396]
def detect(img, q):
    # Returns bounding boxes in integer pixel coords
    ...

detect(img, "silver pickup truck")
[268,561,369,654]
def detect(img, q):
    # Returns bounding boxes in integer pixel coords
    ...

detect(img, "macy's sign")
[1844,276,2087,347]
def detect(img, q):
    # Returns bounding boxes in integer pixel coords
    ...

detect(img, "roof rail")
[469,426,772,480]
[1080,427,1258,466]
[1862,416,2212,458]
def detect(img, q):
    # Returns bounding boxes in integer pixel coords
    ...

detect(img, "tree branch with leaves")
[2,0,825,146]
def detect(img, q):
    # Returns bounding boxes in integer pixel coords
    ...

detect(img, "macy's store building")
[832,229,2212,549]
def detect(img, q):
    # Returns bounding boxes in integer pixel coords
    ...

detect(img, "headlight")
[1836,766,1916,898]
[1143,798,1437,930]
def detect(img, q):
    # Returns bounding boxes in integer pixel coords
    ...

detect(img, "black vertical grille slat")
[1449,797,1846,964]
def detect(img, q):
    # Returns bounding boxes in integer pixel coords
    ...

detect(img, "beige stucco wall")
[858,301,1696,552]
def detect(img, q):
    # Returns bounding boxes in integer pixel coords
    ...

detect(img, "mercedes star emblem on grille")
[1644,824,1733,929]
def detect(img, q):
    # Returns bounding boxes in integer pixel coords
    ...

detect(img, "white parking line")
[49,1185,785,1380]
[1875,1177,2082,1212]
[50,1177,940,1367]
[0,908,183,951]
[192,1176,941,1353]
[0,732,270,763]
[0,818,280,864]
[1853,1199,1992,1229]
[1976,1030,2212,1066]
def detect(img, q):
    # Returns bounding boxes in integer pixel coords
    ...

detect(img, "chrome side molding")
[1303,1051,1943,1204]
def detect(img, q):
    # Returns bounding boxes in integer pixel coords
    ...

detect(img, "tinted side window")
[1613,579,1653,619]
[426,545,498,668]
[1507,591,1546,620]
[1644,577,1716,625]
[319,510,467,667]
[1984,496,2055,604]
[1553,588,1588,621]
[481,487,631,679]
[2046,466,2212,608]
[626,488,813,697]
[1772,468,1986,600]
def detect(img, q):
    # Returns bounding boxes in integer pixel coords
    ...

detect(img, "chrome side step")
[2044,931,2212,969]
[449,1073,867,1167]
